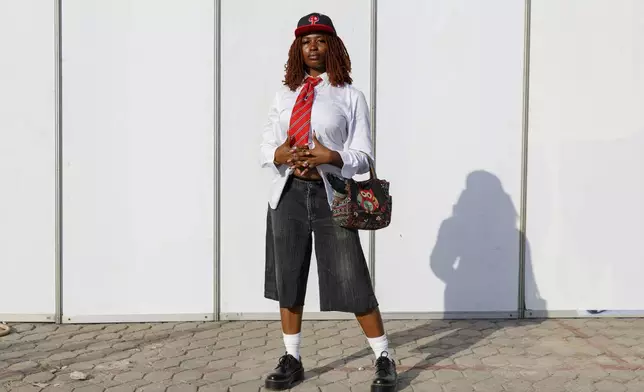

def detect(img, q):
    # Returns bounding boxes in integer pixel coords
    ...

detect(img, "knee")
[281,306,304,315]
[354,306,380,318]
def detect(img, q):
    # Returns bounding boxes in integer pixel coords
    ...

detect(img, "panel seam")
[54,0,63,325]
[213,0,222,321]
[368,0,378,289]
[518,0,532,319]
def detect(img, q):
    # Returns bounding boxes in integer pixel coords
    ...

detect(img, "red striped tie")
[288,77,322,147]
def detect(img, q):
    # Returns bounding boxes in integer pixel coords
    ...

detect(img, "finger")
[291,145,306,153]
[295,146,309,154]
[291,160,306,168]
[293,151,309,159]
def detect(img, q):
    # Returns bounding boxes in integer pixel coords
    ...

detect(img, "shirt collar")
[304,72,329,86]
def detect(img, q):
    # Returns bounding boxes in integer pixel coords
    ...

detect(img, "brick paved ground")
[2,319,644,391]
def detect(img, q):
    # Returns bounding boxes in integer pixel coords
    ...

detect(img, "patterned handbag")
[326,160,392,231]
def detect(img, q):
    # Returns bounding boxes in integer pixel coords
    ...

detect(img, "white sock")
[367,334,392,360]
[283,332,301,361]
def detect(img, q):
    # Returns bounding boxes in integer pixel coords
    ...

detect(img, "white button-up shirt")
[260,73,374,209]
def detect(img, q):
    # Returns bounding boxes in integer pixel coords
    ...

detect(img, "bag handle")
[366,154,378,180]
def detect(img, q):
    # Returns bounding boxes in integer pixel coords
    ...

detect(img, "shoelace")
[375,354,392,375]
[276,354,295,370]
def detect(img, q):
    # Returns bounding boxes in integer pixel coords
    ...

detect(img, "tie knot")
[305,76,322,87]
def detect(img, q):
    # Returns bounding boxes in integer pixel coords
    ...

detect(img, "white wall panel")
[62,1,214,322]
[375,0,527,314]
[220,0,371,315]
[0,1,56,321]
[526,1,644,313]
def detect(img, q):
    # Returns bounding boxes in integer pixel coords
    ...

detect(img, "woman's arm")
[259,92,286,173]
[338,89,373,178]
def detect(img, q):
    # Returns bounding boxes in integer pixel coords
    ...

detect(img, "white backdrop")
[5,1,644,322]
[219,0,372,318]
[526,0,644,315]
[61,0,215,322]
[0,1,56,321]
[375,0,527,315]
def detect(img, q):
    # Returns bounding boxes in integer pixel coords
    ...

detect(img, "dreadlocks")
[283,35,353,91]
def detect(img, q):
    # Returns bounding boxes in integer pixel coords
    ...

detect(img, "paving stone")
[533,376,569,392]
[564,379,596,392]
[626,379,644,391]
[203,370,232,382]
[4,320,644,392]
[472,377,507,392]
[166,385,197,392]
[230,368,264,383]
[7,386,43,392]
[42,385,74,392]
[114,372,145,383]
[319,384,351,392]
[8,361,40,371]
[288,384,319,392]
[195,386,219,392]
[74,385,107,392]
[142,372,173,383]
[172,370,203,383]
[24,371,56,383]
[442,379,476,391]
[228,380,262,391]
[105,380,150,392]
[150,359,182,370]
[408,381,443,392]
[594,380,626,392]
[135,383,169,392]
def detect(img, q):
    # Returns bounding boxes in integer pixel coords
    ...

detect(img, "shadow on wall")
[307,171,548,389]
[430,170,546,314]
[380,170,548,389]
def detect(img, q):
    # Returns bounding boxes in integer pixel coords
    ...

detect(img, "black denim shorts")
[264,176,378,313]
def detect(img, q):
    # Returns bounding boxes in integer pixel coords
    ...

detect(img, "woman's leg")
[356,308,397,391]
[264,178,316,390]
[310,183,397,391]
[356,307,386,340]
[280,307,303,360]
[280,307,304,334]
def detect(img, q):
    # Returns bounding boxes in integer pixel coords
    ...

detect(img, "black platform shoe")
[371,352,398,392]
[265,353,304,390]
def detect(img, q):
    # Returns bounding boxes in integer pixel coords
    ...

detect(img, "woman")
[259,12,397,391]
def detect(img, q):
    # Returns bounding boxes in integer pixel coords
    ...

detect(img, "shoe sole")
[371,380,398,392]
[264,368,304,390]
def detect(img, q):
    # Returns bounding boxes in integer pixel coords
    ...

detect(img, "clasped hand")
[274,132,332,176]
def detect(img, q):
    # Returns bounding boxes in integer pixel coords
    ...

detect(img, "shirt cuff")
[338,150,369,179]
[260,145,280,175]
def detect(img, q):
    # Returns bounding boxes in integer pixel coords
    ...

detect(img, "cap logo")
[308,15,319,25]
